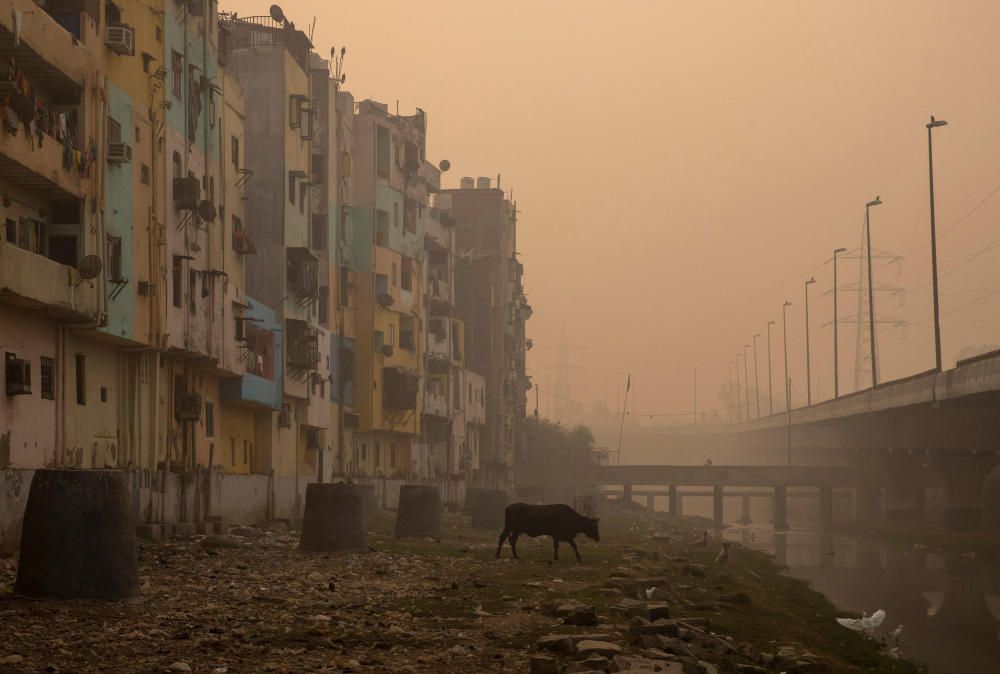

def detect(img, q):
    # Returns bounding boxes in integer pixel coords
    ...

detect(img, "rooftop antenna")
[308,16,316,42]
[330,46,346,84]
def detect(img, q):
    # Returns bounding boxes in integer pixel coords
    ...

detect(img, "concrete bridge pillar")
[676,492,684,516]
[937,455,998,531]
[885,485,925,524]
[737,494,752,525]
[819,486,834,531]
[712,486,724,529]
[623,483,633,505]
[668,484,678,516]
[855,485,880,525]
[645,494,655,511]
[773,485,789,531]
[773,532,787,567]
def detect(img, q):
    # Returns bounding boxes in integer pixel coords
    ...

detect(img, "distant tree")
[955,343,1000,366]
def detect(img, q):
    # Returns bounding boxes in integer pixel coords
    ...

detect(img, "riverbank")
[0,505,921,672]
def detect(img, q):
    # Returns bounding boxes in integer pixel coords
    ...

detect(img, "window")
[393,202,399,228]
[375,209,389,246]
[4,219,14,243]
[390,442,397,468]
[188,269,197,314]
[172,152,182,179]
[171,51,182,99]
[391,262,397,287]
[106,236,123,282]
[376,126,390,180]
[400,258,413,291]
[231,136,239,167]
[40,357,54,400]
[75,354,86,405]
[100,386,108,402]
[469,383,472,403]
[361,443,367,462]
[374,441,381,468]
[107,117,122,145]
[141,164,150,184]
[230,438,236,465]
[374,330,384,351]
[243,440,249,465]
[155,26,162,42]
[311,214,327,251]
[288,172,296,204]
[205,400,214,437]
[172,256,183,308]
[135,126,141,142]
[387,324,395,347]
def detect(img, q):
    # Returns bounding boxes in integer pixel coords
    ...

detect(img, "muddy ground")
[0,506,920,673]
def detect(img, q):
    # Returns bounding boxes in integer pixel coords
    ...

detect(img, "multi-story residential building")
[449,177,531,491]
[224,13,330,518]
[350,100,431,480]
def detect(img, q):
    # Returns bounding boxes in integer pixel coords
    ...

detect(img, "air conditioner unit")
[381,345,394,357]
[105,25,135,56]
[173,177,200,210]
[107,142,132,163]
[175,392,202,421]
[377,293,394,308]
[278,404,293,428]
[5,357,31,396]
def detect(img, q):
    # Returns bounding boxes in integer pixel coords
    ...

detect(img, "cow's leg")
[568,538,582,562]
[552,537,560,561]
[496,529,510,559]
[510,532,521,560]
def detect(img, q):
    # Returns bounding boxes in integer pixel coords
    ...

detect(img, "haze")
[227,0,1000,425]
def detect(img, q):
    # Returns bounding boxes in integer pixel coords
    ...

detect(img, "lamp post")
[735,352,742,422]
[782,301,792,412]
[866,196,882,388]
[928,116,947,373]
[767,320,775,415]
[832,247,847,398]
[743,344,751,422]
[729,360,735,423]
[693,367,699,426]
[805,277,816,406]
[752,334,761,419]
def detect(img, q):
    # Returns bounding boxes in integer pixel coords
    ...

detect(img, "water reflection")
[724,527,1000,674]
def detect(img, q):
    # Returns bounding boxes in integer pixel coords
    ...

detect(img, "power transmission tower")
[836,222,907,391]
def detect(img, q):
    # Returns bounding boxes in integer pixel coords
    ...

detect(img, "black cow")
[495,503,600,561]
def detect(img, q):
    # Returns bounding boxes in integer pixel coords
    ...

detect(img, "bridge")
[587,351,1000,530]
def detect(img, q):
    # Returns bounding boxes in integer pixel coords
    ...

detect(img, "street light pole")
[782,301,791,412]
[928,116,947,372]
[753,334,761,419]
[693,367,699,426]
[735,353,742,422]
[832,247,847,398]
[805,277,816,406]
[767,320,775,415]
[866,196,882,388]
[743,344,751,422]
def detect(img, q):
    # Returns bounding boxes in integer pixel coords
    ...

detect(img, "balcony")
[0,238,97,320]
[0,0,90,100]
[427,328,450,360]
[0,110,86,200]
[220,372,280,410]
[423,389,449,418]
[427,276,451,313]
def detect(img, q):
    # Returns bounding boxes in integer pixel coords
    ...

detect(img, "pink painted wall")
[0,306,57,468]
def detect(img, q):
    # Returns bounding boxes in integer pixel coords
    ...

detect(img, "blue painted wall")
[221,296,282,410]
[101,81,135,340]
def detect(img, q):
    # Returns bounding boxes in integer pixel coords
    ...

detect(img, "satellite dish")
[197,200,217,222]
[269,4,285,24]
[77,255,103,280]
[438,159,451,172]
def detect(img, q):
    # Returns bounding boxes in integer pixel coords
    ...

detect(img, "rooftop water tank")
[476,177,491,190]
[460,177,474,190]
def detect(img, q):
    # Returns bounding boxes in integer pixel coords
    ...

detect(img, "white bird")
[473,605,493,617]
[836,609,886,634]
[892,624,903,645]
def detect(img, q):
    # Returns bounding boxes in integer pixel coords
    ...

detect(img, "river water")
[721,526,1000,673]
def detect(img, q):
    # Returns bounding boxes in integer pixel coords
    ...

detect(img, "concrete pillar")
[773,485,789,531]
[937,456,997,531]
[819,486,834,531]
[668,485,679,516]
[712,485,724,529]
[676,493,684,516]
[646,494,655,511]
[885,485,925,524]
[774,532,787,567]
[623,483,633,505]
[737,494,752,525]
[855,485,880,525]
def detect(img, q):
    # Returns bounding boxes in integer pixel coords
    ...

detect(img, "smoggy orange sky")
[228,0,1000,426]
